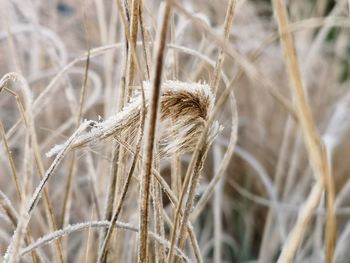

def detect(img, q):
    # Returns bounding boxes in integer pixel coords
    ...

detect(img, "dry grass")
[1,0,350,262]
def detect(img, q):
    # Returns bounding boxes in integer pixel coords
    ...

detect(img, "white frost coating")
[46,144,64,157]
[143,79,211,94]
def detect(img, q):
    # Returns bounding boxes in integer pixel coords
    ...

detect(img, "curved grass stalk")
[20,220,191,262]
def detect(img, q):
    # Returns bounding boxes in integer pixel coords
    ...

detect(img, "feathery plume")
[47,80,218,158]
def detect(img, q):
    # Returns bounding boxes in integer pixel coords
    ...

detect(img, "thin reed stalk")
[138,2,173,262]
[272,0,336,262]
[60,49,90,228]
[210,0,236,95]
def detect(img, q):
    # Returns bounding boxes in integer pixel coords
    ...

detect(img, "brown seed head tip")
[143,80,219,156]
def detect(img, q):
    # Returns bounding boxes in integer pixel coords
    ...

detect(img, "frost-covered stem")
[103,61,127,241]
[177,143,208,255]
[138,1,172,262]
[29,122,93,214]
[60,49,90,228]
[210,0,236,95]
[99,1,129,259]
[20,221,191,262]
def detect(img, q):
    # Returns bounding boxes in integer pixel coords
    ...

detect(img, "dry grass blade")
[277,182,323,263]
[272,0,336,262]
[99,2,129,257]
[60,50,90,228]
[60,2,92,228]
[0,120,21,201]
[29,121,93,213]
[138,2,172,260]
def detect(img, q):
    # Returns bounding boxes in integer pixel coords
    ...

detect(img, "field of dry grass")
[1,0,350,262]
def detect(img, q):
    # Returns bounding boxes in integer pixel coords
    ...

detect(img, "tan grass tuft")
[158,81,215,155]
[47,80,217,158]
